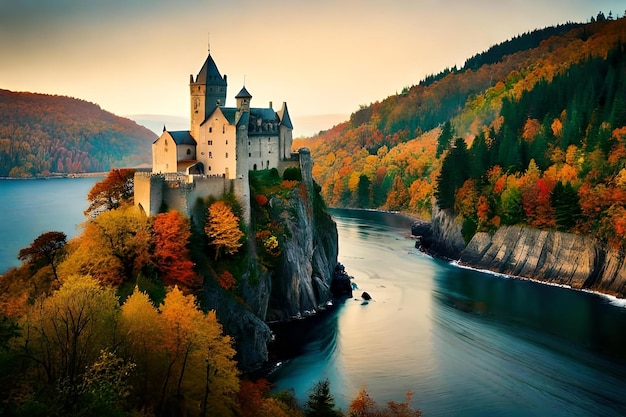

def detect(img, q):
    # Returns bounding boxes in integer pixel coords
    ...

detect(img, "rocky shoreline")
[411,207,626,299]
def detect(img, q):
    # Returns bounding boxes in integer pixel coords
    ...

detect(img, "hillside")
[296,16,626,250]
[0,89,156,177]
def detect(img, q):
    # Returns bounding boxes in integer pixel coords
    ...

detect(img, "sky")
[1,0,624,137]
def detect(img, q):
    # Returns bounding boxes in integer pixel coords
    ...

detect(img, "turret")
[235,85,252,112]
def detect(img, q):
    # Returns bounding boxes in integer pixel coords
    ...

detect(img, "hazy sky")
[1,0,624,136]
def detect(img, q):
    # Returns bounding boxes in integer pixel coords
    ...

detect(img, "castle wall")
[246,135,280,171]
[135,172,249,222]
[134,172,164,216]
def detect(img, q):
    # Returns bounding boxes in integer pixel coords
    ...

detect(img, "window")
[209,151,212,158]
[226,140,228,145]
[223,125,225,134]
[186,149,191,155]
[209,127,213,133]
[249,153,251,157]
[208,166,212,171]
[208,140,213,145]
[225,152,228,158]
[253,164,257,170]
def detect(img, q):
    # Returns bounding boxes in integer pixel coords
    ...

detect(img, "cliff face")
[263,154,338,322]
[423,207,626,298]
[212,150,339,371]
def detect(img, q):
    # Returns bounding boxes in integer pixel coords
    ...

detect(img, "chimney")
[269,101,273,109]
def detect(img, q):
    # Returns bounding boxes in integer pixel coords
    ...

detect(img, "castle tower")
[235,85,252,111]
[190,53,227,139]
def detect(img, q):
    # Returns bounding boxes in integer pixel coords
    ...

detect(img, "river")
[269,208,626,416]
[1,180,626,415]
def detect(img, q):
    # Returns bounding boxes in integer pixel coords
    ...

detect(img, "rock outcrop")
[412,204,465,260]
[417,206,626,298]
[264,176,338,322]
[206,151,340,372]
[458,226,626,296]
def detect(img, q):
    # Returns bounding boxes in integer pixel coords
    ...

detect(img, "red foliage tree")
[85,168,136,218]
[152,211,200,289]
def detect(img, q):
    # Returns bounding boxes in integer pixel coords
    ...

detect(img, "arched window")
[186,149,191,155]
[209,127,213,133]
[253,164,257,170]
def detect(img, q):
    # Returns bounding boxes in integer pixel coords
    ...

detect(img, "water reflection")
[432,263,626,361]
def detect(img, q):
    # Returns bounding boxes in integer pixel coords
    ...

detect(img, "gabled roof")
[220,107,238,125]
[168,130,196,146]
[235,85,252,98]
[194,54,226,85]
[277,102,293,129]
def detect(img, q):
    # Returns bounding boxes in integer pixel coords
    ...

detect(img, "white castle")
[134,50,300,221]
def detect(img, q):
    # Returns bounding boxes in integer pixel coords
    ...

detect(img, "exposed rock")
[264,181,338,322]
[361,291,372,301]
[421,206,626,298]
[428,204,466,259]
[458,226,626,296]
[413,204,465,260]
[330,263,353,298]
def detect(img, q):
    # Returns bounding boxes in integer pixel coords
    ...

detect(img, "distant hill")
[296,16,626,249]
[0,89,156,177]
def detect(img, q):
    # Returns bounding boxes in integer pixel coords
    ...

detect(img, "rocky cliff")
[263,151,338,322]
[206,150,340,372]
[416,206,626,298]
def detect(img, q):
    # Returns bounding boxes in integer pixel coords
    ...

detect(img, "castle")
[134,50,302,222]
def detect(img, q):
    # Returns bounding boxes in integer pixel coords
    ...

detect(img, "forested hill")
[295,14,626,249]
[0,89,156,177]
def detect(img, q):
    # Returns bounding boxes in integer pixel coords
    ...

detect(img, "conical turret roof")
[195,53,226,85]
[235,85,252,99]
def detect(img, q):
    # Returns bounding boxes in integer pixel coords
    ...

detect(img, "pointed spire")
[163,124,167,132]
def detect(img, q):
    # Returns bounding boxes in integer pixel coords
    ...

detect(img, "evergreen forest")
[295,15,626,249]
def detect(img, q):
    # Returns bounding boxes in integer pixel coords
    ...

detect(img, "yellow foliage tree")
[204,201,245,260]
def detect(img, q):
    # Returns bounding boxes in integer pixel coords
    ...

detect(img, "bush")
[283,167,302,181]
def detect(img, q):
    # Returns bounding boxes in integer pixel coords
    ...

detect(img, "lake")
[2,180,626,416]
[0,177,100,273]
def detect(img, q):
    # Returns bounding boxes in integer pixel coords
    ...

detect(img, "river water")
[270,208,626,416]
[2,180,626,416]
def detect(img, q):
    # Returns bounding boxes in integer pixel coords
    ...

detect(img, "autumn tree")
[153,210,200,289]
[204,201,245,260]
[17,275,122,414]
[59,206,151,286]
[18,231,67,282]
[85,168,136,218]
[119,287,165,411]
[385,174,410,211]
[156,286,239,416]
